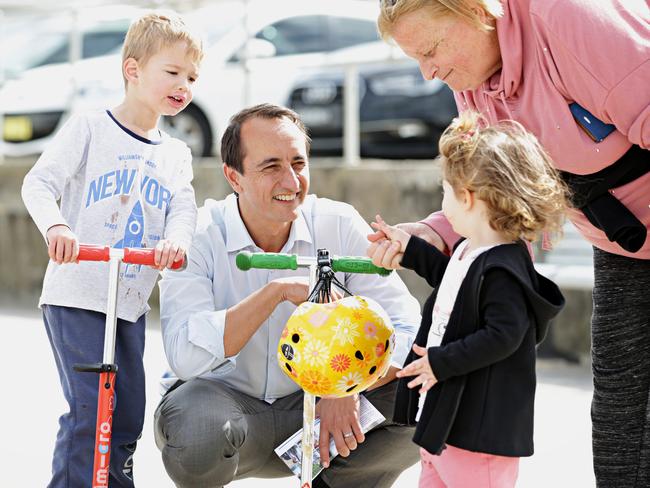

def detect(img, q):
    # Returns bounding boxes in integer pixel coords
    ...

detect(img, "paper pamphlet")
[274,395,385,480]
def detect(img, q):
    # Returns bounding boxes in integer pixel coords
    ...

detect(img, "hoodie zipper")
[476,274,485,317]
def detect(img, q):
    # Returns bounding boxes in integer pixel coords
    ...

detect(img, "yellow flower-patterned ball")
[277,295,395,398]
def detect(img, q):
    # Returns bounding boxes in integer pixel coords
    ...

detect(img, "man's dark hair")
[220,103,311,173]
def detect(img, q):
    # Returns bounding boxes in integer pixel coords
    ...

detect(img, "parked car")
[1,0,382,158]
[288,54,458,159]
[0,6,140,81]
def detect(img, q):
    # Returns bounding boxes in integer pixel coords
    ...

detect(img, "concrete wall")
[2,158,592,359]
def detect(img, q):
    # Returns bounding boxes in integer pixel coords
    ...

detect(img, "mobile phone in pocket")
[569,103,616,142]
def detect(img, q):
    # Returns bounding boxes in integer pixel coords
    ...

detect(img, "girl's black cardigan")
[393,236,565,457]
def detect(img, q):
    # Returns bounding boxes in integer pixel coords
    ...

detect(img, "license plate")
[3,116,33,141]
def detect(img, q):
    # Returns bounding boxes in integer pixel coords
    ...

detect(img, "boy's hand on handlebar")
[46,224,79,264]
[154,239,186,270]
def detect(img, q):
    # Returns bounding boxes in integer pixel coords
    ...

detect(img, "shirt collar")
[224,194,256,252]
[282,203,313,252]
[223,193,313,253]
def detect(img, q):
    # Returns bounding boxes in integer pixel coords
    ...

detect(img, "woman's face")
[391,6,502,92]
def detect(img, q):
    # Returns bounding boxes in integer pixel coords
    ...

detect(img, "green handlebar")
[236,251,391,276]
[236,251,298,271]
[331,256,392,276]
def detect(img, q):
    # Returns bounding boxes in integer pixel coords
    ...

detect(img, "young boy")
[21,11,202,487]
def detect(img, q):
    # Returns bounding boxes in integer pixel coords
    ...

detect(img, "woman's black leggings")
[592,247,650,487]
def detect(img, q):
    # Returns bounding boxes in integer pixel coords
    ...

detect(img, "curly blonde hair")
[377,0,504,40]
[438,111,568,242]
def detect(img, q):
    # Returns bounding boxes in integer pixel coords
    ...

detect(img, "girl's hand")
[366,214,411,269]
[368,221,444,251]
[370,215,411,250]
[396,344,438,394]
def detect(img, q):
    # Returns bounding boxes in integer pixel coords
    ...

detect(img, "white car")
[1,0,381,158]
[0,5,143,81]
[0,5,145,154]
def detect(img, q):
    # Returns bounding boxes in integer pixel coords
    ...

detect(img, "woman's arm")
[419,211,461,254]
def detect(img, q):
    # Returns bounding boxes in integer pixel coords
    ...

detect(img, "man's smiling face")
[231,116,310,232]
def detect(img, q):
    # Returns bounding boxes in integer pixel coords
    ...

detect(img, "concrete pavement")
[0,308,595,487]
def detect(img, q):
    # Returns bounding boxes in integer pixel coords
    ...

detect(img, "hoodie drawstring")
[500,92,515,121]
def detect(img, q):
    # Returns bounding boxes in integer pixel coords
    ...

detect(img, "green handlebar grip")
[332,257,392,276]
[236,251,298,271]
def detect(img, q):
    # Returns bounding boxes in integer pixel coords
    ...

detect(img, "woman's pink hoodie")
[423,0,650,258]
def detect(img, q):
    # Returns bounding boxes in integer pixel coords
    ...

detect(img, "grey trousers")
[154,379,418,488]
[591,248,650,488]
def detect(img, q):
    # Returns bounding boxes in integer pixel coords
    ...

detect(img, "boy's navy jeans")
[42,304,146,488]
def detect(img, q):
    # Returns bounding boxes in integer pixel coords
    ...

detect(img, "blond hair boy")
[21,11,202,487]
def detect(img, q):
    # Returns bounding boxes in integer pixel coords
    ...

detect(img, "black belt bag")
[560,144,649,253]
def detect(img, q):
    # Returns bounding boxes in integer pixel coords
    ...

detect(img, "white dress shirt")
[159,193,421,402]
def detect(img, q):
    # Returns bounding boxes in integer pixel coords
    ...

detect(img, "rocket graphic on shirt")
[114,201,145,277]
[115,201,145,249]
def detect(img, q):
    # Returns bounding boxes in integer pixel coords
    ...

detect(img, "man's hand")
[45,224,79,264]
[368,221,446,252]
[316,395,364,468]
[224,277,344,357]
[273,277,344,306]
[395,344,438,394]
[154,239,186,270]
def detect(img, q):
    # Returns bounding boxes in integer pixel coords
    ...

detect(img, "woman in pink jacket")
[374,1,649,486]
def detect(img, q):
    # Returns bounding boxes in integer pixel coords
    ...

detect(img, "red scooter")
[73,244,184,488]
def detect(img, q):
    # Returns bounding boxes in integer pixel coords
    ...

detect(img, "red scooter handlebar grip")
[77,245,110,262]
[123,248,186,270]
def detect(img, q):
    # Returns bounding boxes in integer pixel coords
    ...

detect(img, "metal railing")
[343,64,361,166]
[329,53,412,166]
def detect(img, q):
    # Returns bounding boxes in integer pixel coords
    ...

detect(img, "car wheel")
[160,104,213,157]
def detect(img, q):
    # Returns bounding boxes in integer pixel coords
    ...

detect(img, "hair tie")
[461,130,475,142]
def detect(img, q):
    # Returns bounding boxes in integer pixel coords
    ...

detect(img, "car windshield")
[0,5,242,82]
[1,30,70,78]
[1,14,131,79]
